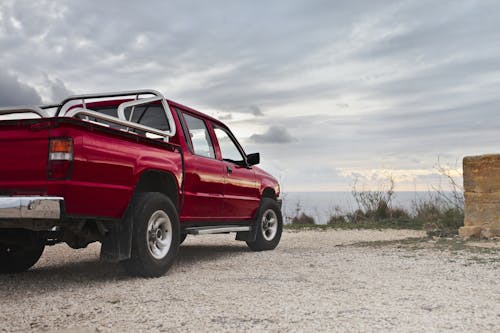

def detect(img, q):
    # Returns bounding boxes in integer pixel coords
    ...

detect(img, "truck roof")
[166,99,228,128]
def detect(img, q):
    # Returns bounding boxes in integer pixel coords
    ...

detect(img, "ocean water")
[281,191,444,224]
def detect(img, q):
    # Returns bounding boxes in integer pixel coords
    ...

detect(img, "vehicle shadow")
[177,243,250,266]
[0,242,250,295]
[0,258,126,293]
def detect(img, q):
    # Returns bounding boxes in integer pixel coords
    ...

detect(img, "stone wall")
[459,154,500,238]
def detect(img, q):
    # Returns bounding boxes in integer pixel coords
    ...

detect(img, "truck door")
[212,125,260,220]
[177,112,225,221]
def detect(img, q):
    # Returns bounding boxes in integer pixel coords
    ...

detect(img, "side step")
[184,225,251,235]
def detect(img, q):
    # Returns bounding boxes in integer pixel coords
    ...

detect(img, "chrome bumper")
[0,196,63,219]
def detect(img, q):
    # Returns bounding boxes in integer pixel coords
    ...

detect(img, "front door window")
[213,127,245,165]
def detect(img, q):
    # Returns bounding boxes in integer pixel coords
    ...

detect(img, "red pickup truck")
[0,90,282,277]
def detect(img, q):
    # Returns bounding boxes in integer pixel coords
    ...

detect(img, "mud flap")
[100,206,134,262]
[235,207,261,242]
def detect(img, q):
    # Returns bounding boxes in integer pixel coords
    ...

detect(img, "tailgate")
[0,120,50,194]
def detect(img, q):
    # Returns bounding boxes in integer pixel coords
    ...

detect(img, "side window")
[182,113,215,158]
[213,127,245,164]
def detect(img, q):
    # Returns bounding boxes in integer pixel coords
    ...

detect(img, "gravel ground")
[0,229,499,332]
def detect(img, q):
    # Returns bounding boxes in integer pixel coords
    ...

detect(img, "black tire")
[122,192,180,277]
[179,233,187,245]
[0,229,45,274]
[246,198,283,251]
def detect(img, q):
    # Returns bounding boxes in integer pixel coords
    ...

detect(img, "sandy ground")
[0,229,499,332]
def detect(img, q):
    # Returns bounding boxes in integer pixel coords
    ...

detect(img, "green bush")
[413,199,464,236]
[327,214,346,225]
[286,162,465,235]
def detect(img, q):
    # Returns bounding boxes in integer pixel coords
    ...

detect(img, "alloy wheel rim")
[261,209,278,241]
[146,210,172,259]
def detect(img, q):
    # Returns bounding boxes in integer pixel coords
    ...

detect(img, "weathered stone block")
[458,226,482,238]
[463,155,500,193]
[460,154,500,238]
[464,192,500,227]
[481,228,500,238]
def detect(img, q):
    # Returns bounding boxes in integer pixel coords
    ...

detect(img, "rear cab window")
[123,105,170,131]
[89,103,170,133]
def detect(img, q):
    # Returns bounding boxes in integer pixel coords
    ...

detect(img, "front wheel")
[246,198,283,251]
[0,229,45,274]
[122,193,180,277]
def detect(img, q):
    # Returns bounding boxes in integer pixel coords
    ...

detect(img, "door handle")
[226,165,233,174]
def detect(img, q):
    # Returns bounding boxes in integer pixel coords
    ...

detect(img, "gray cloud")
[0,70,41,106]
[215,113,232,121]
[249,105,264,117]
[43,74,73,103]
[1,0,499,190]
[0,1,386,109]
[250,125,294,144]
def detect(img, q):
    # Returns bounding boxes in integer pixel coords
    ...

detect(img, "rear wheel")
[0,229,45,274]
[246,198,283,251]
[122,193,180,277]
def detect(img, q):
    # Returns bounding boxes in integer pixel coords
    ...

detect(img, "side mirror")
[247,153,260,166]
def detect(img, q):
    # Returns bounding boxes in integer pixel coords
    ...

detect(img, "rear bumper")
[0,196,63,219]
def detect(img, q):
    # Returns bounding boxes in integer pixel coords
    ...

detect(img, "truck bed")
[0,117,183,219]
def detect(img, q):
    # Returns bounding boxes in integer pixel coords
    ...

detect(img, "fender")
[236,185,279,242]
[101,153,184,262]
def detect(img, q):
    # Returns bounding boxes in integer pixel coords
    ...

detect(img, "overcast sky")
[1,0,499,191]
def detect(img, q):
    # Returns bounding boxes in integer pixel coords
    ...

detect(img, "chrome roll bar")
[65,108,171,141]
[0,89,177,138]
[0,106,49,118]
[116,96,163,120]
[56,89,163,116]
[56,89,176,137]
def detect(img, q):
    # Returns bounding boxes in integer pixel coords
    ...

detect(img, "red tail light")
[48,138,73,180]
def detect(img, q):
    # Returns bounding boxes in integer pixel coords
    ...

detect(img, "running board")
[184,225,251,235]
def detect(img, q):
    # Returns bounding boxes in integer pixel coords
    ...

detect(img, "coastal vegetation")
[285,163,464,237]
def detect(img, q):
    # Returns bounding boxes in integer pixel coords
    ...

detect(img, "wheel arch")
[133,169,180,210]
[236,189,278,243]
[261,187,277,200]
[100,169,180,263]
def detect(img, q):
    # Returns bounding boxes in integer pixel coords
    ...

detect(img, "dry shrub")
[291,212,316,225]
